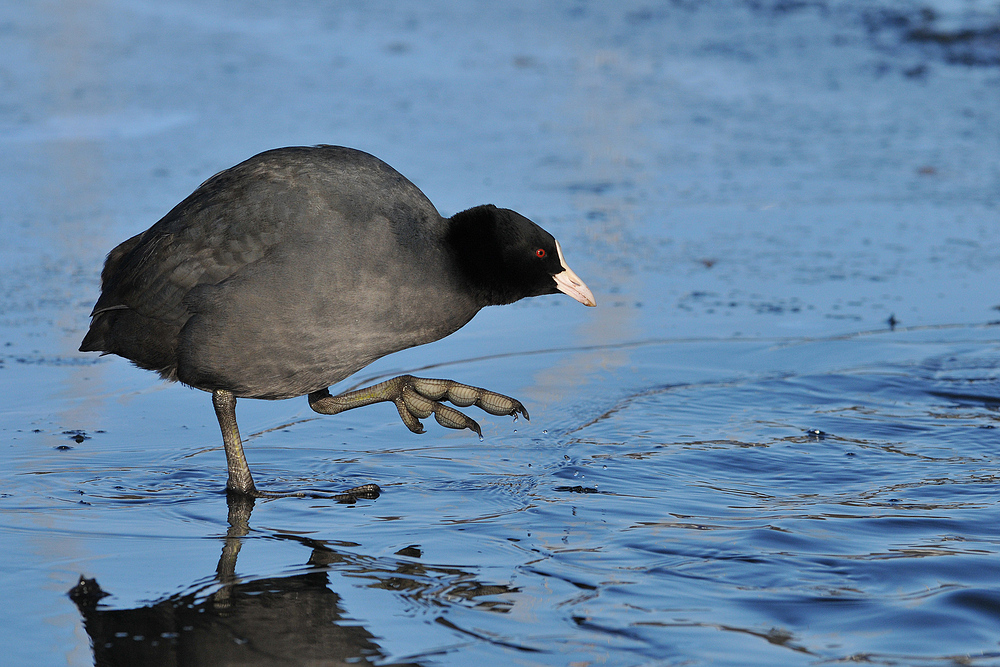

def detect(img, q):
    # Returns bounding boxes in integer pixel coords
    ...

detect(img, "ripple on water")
[9,329,1000,666]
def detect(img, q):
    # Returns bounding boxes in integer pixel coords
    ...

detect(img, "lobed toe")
[402,386,435,419]
[433,403,482,436]
[410,376,450,401]
[445,383,479,407]
[393,398,426,434]
[477,391,526,417]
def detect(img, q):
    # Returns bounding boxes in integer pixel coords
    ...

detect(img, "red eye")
[535,248,546,258]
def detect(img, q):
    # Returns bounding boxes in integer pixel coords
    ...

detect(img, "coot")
[80,146,595,497]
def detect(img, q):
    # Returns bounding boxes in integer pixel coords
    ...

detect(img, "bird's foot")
[394,376,529,436]
[309,375,528,437]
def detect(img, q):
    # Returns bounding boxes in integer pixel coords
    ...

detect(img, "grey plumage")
[80,145,595,496]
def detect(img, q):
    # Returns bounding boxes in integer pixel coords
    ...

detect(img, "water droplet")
[542,429,548,434]
[478,434,484,442]
[602,465,607,470]
[512,429,517,433]
[512,414,518,423]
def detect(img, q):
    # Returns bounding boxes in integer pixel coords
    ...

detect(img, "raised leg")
[308,374,528,436]
[212,389,380,499]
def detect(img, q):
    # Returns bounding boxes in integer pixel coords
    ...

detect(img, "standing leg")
[212,389,257,496]
[212,388,381,499]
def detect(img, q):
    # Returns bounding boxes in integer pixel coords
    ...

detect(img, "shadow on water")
[67,492,429,667]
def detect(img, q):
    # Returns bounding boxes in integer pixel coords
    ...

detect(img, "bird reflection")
[68,489,437,667]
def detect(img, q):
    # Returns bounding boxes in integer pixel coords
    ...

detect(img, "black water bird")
[80,146,595,497]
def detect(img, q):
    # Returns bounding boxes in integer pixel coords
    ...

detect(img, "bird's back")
[81,146,477,399]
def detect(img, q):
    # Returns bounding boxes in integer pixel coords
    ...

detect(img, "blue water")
[2,1,1000,665]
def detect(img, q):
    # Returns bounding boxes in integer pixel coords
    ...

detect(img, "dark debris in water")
[63,430,91,444]
[627,1,1000,69]
[739,1,1000,69]
[9,355,103,366]
[678,291,808,315]
[905,23,1000,67]
[859,4,1000,67]
[554,485,603,494]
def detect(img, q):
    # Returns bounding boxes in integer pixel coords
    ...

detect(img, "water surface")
[2,1,999,665]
